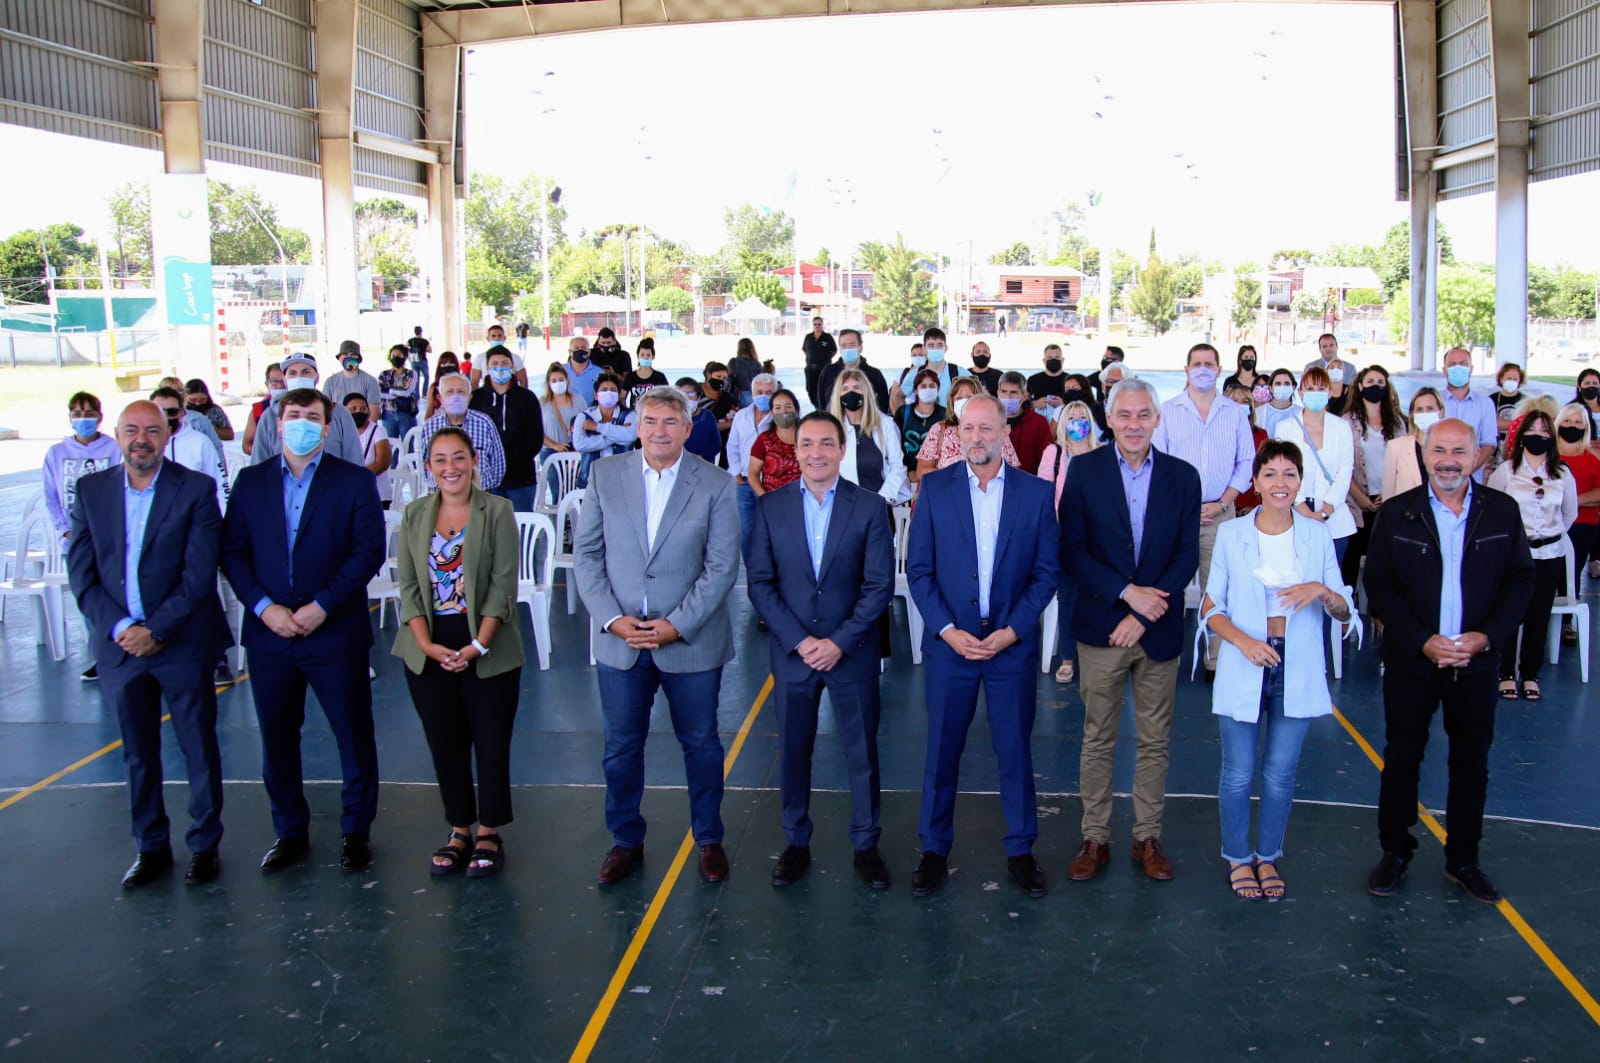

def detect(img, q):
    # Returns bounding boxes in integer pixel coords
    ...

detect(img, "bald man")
[69,401,232,888]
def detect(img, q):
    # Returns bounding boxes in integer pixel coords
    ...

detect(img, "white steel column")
[151,0,210,379]
[315,0,360,350]
[1489,0,1531,366]
[421,20,463,352]
[1398,0,1439,371]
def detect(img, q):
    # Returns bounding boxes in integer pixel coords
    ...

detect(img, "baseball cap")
[279,352,319,374]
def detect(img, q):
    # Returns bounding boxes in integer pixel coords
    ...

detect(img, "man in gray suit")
[575,385,741,886]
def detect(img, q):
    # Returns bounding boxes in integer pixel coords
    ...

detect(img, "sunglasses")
[1534,475,1545,500]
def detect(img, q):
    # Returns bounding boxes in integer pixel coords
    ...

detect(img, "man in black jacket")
[815,329,890,413]
[801,316,836,407]
[470,345,545,511]
[1363,418,1534,904]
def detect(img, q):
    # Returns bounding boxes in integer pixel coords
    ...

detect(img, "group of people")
[44,322,1565,912]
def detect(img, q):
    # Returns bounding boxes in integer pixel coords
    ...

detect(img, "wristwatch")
[471,638,490,657]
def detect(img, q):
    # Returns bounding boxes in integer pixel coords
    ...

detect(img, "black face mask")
[350,411,370,429]
[390,356,405,368]
[1240,359,1256,372]
[1063,388,1082,401]
[571,351,589,364]
[706,377,724,392]
[1045,358,1064,374]
[1360,384,1388,404]
[840,392,865,412]
[1583,386,1600,402]
[1559,425,1588,444]
[972,355,991,369]
[1522,434,1553,456]
[165,415,181,434]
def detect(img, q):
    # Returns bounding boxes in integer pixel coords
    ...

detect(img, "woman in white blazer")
[829,368,911,504]
[1272,364,1356,562]
[1200,438,1355,902]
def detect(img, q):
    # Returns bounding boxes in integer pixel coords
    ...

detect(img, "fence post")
[54,333,63,367]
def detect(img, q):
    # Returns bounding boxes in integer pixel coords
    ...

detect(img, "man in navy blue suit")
[1059,377,1200,883]
[906,394,1060,898]
[747,411,896,889]
[69,400,231,888]
[222,388,386,873]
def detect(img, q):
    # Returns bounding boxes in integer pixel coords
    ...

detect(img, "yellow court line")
[569,673,775,1063]
[1331,706,1600,1027]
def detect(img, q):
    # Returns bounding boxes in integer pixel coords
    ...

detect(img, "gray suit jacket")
[575,449,740,673]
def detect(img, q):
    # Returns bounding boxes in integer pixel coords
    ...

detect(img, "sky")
[1,2,1597,271]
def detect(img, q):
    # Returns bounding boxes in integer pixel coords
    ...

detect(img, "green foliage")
[1387,267,1497,351]
[812,247,831,267]
[513,285,567,332]
[733,273,788,312]
[866,235,937,334]
[723,204,794,275]
[1343,288,1382,307]
[854,240,889,274]
[1231,266,1261,332]
[1079,294,1100,321]
[0,223,99,298]
[355,197,418,286]
[464,173,565,279]
[106,181,151,279]
[646,285,695,315]
[1529,266,1598,320]
[1171,262,1204,300]
[990,241,1034,266]
[1128,254,1179,335]
[208,181,311,265]
[1053,203,1089,261]
[1291,288,1331,319]
[1315,243,1379,269]
[1376,220,1454,299]
[464,243,517,318]
[1269,248,1316,268]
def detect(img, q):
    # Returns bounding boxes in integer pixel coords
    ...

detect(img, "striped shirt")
[420,409,506,491]
[1152,390,1255,501]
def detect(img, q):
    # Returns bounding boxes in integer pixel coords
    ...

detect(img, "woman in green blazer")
[395,426,524,878]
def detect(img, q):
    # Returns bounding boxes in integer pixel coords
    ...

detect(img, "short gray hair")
[752,372,779,391]
[1105,377,1158,418]
[636,385,694,423]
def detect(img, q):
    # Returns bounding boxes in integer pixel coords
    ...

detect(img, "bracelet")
[471,638,490,657]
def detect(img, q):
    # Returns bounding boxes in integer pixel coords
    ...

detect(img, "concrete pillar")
[316,0,361,351]
[152,0,211,381]
[1397,0,1439,371]
[421,26,464,351]
[1489,0,1531,367]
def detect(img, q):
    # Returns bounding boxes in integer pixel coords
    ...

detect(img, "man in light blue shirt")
[1440,347,1498,481]
[800,475,836,580]
[564,336,603,408]
[115,468,160,638]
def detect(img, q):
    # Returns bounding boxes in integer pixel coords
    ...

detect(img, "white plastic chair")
[222,445,248,489]
[1548,535,1590,682]
[515,512,556,670]
[0,509,66,660]
[398,426,423,471]
[891,503,924,664]
[1038,595,1058,674]
[367,510,407,629]
[0,490,47,623]
[218,575,246,671]
[536,452,582,518]
[551,489,584,615]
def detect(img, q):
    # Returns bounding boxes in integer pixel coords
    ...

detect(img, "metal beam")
[317,0,362,348]
[153,0,204,175]
[422,32,463,352]
[1398,0,1439,370]
[1488,0,1530,367]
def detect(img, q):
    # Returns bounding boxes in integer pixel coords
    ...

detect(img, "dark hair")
[280,387,333,420]
[771,388,801,412]
[1064,372,1092,394]
[910,342,924,353]
[1186,342,1219,365]
[149,386,184,405]
[1495,362,1524,387]
[1510,410,1566,479]
[437,350,459,368]
[735,337,758,362]
[1350,364,1405,440]
[797,410,846,445]
[595,372,622,392]
[673,376,699,390]
[838,327,863,344]
[1318,332,1337,345]
[1253,438,1304,479]
[342,391,369,409]
[265,363,285,383]
[1575,368,1600,407]
[1043,343,1063,354]
[637,337,655,353]
[485,344,515,365]
[596,327,616,341]
[913,368,941,390]
[999,370,1029,391]
[427,425,475,461]
[389,344,408,358]
[704,361,728,377]
[68,390,102,413]
[184,378,211,399]
[1104,345,1125,360]
[1269,367,1297,388]
[1237,345,1257,362]
[923,327,946,345]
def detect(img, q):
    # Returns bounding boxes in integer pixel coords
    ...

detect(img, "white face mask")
[550,380,568,395]
[952,397,970,418]
[1413,410,1441,431]
[916,387,940,405]
[1501,379,1520,395]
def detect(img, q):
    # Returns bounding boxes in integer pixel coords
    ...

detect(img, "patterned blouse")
[914,421,1021,471]
[750,430,801,491]
[429,527,467,615]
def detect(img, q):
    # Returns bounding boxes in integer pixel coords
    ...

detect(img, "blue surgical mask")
[285,376,317,392]
[1302,391,1330,413]
[282,418,325,456]
[1272,384,1294,404]
[927,346,946,363]
[70,417,99,438]
[488,366,514,385]
[639,357,653,369]
[1002,396,1023,416]
[841,346,860,363]
[1445,365,1472,388]
[753,394,772,412]
[911,355,927,370]
[268,387,287,403]
[1067,418,1092,442]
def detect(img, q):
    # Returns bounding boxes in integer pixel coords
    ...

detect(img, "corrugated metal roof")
[0,0,158,149]
[1435,0,1496,199]
[354,0,426,194]
[1532,0,1600,182]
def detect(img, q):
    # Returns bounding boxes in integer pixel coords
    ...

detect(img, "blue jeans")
[1055,570,1077,665]
[1217,637,1311,864]
[493,484,536,512]
[411,360,429,397]
[596,652,725,848]
[736,481,758,562]
[382,411,417,464]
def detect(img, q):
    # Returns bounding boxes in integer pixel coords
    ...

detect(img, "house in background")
[966,264,1084,333]
[772,263,874,329]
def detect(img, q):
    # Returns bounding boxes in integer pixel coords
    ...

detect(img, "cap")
[279,352,318,374]
[337,339,361,357]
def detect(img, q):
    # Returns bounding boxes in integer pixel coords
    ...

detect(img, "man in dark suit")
[747,411,896,889]
[1363,417,1533,904]
[222,388,386,873]
[1060,376,1200,883]
[906,394,1060,898]
[69,400,231,888]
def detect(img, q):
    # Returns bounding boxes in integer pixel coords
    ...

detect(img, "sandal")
[1499,679,1520,701]
[1228,862,1262,900]
[1254,860,1286,901]
[430,830,472,876]
[1562,626,1578,647]
[1522,680,1542,702]
[466,832,506,879]
[1054,661,1075,684]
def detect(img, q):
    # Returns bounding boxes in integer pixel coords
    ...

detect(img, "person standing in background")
[44,391,123,682]
[802,316,837,408]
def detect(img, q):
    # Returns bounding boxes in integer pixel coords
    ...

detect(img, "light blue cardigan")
[1199,512,1358,722]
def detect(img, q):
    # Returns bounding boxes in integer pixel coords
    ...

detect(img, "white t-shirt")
[1257,526,1298,619]
[166,427,229,512]
[357,421,392,502]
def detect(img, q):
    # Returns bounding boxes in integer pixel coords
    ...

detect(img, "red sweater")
[1007,411,1054,475]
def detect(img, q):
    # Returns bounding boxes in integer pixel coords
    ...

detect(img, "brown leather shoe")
[1130,837,1174,881]
[1067,838,1111,881]
[699,843,730,883]
[598,844,644,885]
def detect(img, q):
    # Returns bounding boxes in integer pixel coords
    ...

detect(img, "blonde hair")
[1052,400,1101,454]
[828,368,882,436]
[1512,393,1560,424]
[943,376,983,425]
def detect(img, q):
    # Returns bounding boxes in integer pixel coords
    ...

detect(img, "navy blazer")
[1059,444,1200,662]
[221,454,386,653]
[906,462,1059,671]
[746,477,895,683]
[68,460,229,663]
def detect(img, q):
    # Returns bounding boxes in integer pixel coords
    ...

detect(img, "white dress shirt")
[1273,413,1356,539]
[968,462,1006,617]
[644,451,683,554]
[1487,457,1578,560]
[726,405,771,480]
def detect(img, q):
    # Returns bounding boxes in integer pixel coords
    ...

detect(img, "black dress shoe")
[1367,851,1410,896]
[340,833,372,872]
[1445,862,1502,904]
[1008,853,1047,898]
[80,664,99,682]
[121,848,173,888]
[260,836,310,873]
[771,845,811,887]
[911,851,948,897]
[853,847,892,890]
[185,851,221,885]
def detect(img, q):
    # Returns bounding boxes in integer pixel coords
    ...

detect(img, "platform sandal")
[1255,860,1286,901]
[430,830,472,876]
[1228,862,1262,900]
[1498,679,1519,701]
[1522,680,1542,702]
[466,832,505,879]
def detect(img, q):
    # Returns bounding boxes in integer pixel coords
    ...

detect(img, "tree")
[854,240,889,274]
[1344,287,1383,307]
[1376,219,1454,299]
[355,196,419,287]
[1269,248,1316,269]
[866,234,937,334]
[1291,288,1331,319]
[723,204,794,276]
[1316,242,1379,269]
[106,181,152,280]
[1051,202,1090,264]
[990,241,1034,266]
[1387,266,1497,351]
[812,247,831,268]
[732,273,788,313]
[0,223,99,299]
[1529,266,1599,319]
[208,181,311,265]
[1231,265,1261,332]
[647,285,695,315]
[1128,258,1179,334]
[1171,260,1204,300]
[464,243,516,318]
[463,173,565,278]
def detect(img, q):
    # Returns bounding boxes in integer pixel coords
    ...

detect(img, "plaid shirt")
[420,409,505,491]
